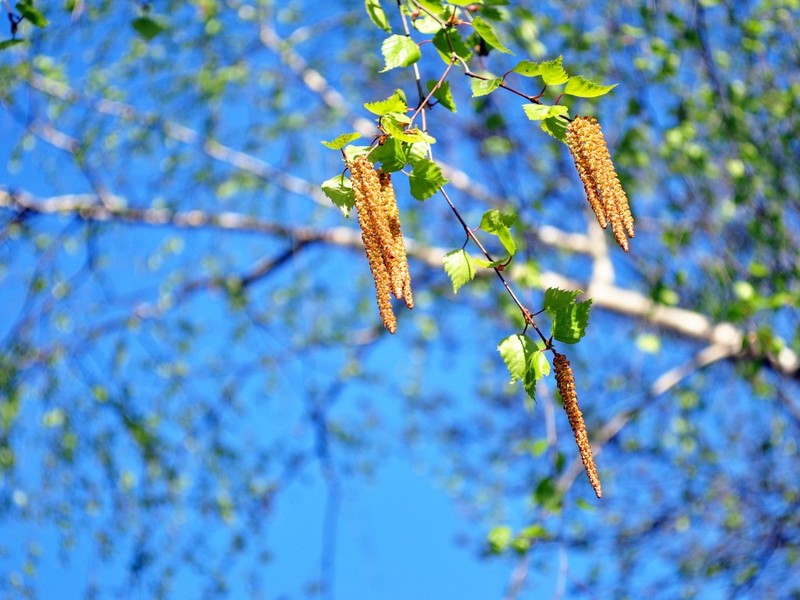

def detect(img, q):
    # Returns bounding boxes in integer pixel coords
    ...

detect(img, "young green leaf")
[415,0,447,12]
[364,0,391,32]
[427,80,456,112]
[411,13,443,34]
[343,144,371,162]
[539,56,569,85]
[563,75,617,98]
[534,477,563,512]
[522,104,569,121]
[432,28,472,62]
[409,158,447,200]
[442,249,477,293]
[382,114,437,144]
[498,334,538,383]
[479,209,517,255]
[321,132,362,150]
[0,39,25,51]
[523,345,550,402]
[321,175,355,217]
[380,34,421,72]
[529,347,551,380]
[541,116,568,142]
[15,2,48,27]
[368,137,406,172]
[523,369,538,402]
[386,111,411,124]
[405,142,431,167]
[131,16,167,40]
[471,76,503,97]
[448,0,483,5]
[471,16,513,54]
[364,89,408,115]
[512,60,541,77]
[474,257,509,269]
[552,299,592,344]
[487,525,512,554]
[543,287,582,316]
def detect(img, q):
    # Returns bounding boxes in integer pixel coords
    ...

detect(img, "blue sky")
[3,1,800,599]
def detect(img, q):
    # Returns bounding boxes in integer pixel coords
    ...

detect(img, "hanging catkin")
[566,116,634,251]
[349,156,413,332]
[350,156,397,333]
[378,171,413,309]
[554,352,602,498]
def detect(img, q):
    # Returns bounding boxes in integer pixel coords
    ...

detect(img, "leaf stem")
[463,68,542,104]
[396,0,425,102]
[439,187,547,345]
[408,57,456,128]
[410,0,446,26]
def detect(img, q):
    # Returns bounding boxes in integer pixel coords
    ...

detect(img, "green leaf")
[636,333,661,354]
[523,368,537,402]
[498,334,538,383]
[487,525,512,554]
[342,145,371,162]
[321,132,361,150]
[415,0,446,12]
[520,524,550,540]
[529,347,551,379]
[432,28,472,62]
[479,209,517,255]
[368,137,406,172]
[380,34,421,72]
[534,477,563,512]
[471,16,513,54]
[523,343,550,402]
[552,299,592,344]
[442,249,477,293]
[364,89,408,116]
[448,0,484,5]
[382,114,436,144]
[364,0,391,32]
[512,60,541,77]
[386,111,411,124]
[541,116,568,142]
[522,104,569,121]
[15,2,48,27]
[564,75,617,98]
[479,208,517,231]
[474,257,509,269]
[543,287,581,316]
[0,39,25,51]
[410,12,443,34]
[427,80,456,112]
[321,175,355,217]
[405,142,431,167]
[539,56,569,85]
[471,76,503,97]
[408,158,447,200]
[131,16,167,41]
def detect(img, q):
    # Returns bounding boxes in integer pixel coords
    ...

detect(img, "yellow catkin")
[553,352,602,499]
[350,156,397,333]
[378,171,414,309]
[566,116,634,252]
[566,123,608,230]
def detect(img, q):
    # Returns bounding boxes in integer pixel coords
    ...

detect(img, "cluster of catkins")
[554,352,602,498]
[566,116,635,252]
[349,156,413,333]
[345,130,618,496]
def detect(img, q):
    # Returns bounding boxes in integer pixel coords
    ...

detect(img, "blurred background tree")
[1,0,799,598]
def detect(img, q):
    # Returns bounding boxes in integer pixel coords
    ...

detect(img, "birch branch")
[3,187,797,380]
